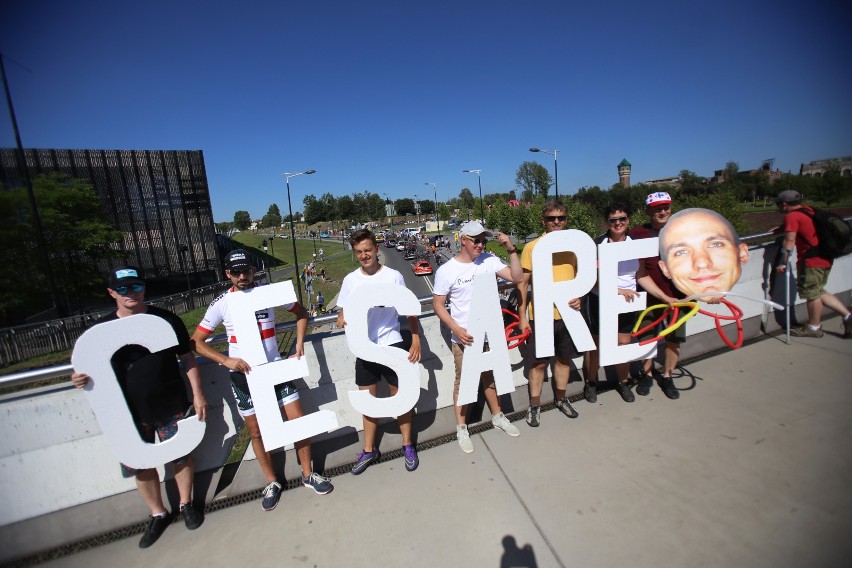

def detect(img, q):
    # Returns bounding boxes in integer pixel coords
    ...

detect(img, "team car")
[385,238,397,248]
[411,259,433,276]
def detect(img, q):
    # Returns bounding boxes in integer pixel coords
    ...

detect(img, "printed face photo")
[658,208,749,299]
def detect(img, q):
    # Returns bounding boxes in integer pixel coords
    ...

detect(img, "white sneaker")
[492,413,520,437]
[456,425,474,453]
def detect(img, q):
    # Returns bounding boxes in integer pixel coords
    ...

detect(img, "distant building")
[638,175,681,188]
[0,148,220,289]
[617,159,631,188]
[800,156,852,177]
[712,159,783,184]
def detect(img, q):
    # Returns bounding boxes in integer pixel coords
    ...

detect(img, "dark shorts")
[634,306,687,344]
[120,411,190,478]
[354,340,408,387]
[526,318,578,363]
[583,293,638,335]
[229,371,300,418]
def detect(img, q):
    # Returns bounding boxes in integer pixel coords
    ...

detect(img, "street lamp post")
[282,169,316,304]
[425,182,438,229]
[462,169,484,222]
[529,148,559,200]
[414,193,420,227]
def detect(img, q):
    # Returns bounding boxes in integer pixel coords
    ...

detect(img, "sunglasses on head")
[228,268,252,276]
[115,283,145,295]
[607,216,628,225]
[544,215,567,222]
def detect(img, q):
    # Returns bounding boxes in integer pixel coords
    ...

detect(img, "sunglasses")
[544,215,567,222]
[466,237,488,246]
[228,268,253,276]
[607,216,629,225]
[115,283,145,295]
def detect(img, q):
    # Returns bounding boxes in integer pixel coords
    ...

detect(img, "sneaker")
[179,502,203,530]
[636,372,653,396]
[261,481,282,511]
[555,397,578,419]
[616,382,635,403]
[844,315,852,339]
[138,513,171,548]
[492,412,521,437]
[403,444,419,472]
[302,472,334,494]
[351,449,380,475]
[790,325,823,338]
[457,424,474,454]
[584,382,597,403]
[526,405,541,427]
[660,376,680,400]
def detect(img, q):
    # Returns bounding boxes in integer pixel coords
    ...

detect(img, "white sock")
[808,324,821,331]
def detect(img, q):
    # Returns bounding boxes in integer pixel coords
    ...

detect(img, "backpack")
[802,207,852,261]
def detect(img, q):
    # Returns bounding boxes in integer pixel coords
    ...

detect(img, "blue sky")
[1,0,850,222]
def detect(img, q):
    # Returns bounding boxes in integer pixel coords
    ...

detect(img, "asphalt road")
[377,240,452,300]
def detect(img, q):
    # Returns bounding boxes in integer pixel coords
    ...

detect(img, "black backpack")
[803,207,852,261]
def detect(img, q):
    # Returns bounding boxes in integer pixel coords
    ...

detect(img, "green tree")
[515,161,552,200]
[0,173,123,321]
[678,169,704,191]
[215,221,233,233]
[459,188,475,209]
[395,198,416,216]
[261,203,282,230]
[233,210,251,230]
[336,195,355,222]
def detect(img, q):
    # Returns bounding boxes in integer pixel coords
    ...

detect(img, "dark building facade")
[0,148,221,291]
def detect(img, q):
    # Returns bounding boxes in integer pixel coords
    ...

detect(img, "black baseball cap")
[224,249,253,271]
[109,266,145,289]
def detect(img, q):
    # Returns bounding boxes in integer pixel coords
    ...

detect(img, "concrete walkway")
[40,331,852,568]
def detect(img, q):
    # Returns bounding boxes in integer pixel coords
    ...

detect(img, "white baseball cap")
[459,221,494,238]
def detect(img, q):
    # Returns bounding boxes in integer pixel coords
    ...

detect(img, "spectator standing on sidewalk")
[775,190,852,338]
[432,221,524,453]
[336,229,423,474]
[71,266,207,548]
[517,200,582,427]
[191,250,333,513]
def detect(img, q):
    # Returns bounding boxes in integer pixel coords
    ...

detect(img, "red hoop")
[697,299,744,349]
[502,308,530,349]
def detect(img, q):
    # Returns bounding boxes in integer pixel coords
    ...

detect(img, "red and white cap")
[645,192,672,207]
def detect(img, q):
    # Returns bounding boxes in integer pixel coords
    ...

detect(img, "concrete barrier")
[1,241,850,562]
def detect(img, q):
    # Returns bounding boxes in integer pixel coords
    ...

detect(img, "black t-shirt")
[98,306,191,424]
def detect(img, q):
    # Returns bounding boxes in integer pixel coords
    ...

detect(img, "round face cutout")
[658,208,749,299]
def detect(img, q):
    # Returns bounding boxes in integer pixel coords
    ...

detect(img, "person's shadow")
[500,535,537,567]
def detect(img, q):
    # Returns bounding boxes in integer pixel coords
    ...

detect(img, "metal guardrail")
[0,294,436,390]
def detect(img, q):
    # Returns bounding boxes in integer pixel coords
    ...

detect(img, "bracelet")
[506,248,517,254]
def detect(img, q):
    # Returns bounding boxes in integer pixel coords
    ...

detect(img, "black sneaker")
[179,502,203,530]
[138,513,171,548]
[584,382,597,403]
[843,315,852,338]
[616,382,635,403]
[660,376,680,400]
[636,372,653,396]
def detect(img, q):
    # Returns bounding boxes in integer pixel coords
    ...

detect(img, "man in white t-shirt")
[191,250,333,513]
[336,230,423,474]
[432,221,524,454]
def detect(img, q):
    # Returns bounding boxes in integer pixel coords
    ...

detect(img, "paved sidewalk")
[41,332,852,568]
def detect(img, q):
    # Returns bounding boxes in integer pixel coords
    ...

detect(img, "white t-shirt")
[338,265,405,346]
[197,283,296,362]
[432,253,506,343]
[591,235,639,295]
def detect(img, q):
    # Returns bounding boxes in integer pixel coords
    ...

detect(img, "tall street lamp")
[462,169,484,222]
[425,182,438,229]
[529,148,559,200]
[282,169,316,304]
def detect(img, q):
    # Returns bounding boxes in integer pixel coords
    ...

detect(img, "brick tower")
[617,159,631,188]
